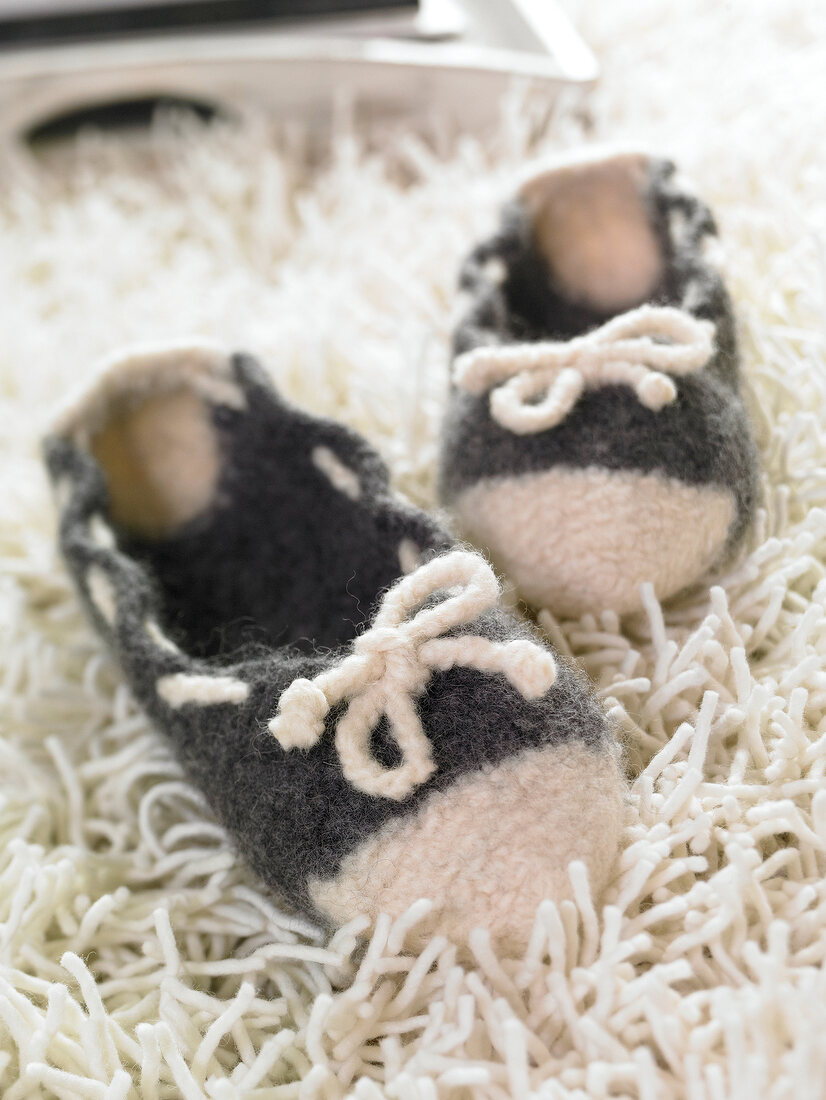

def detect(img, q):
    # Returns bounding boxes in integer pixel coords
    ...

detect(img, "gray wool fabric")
[44,351,617,929]
[439,155,760,561]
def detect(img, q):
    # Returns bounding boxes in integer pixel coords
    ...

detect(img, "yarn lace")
[268,550,557,801]
[453,304,715,435]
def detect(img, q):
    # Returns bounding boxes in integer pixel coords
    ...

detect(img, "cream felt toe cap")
[452,466,735,618]
[309,742,624,956]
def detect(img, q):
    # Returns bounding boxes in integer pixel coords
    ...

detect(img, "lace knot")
[454,305,715,435]
[268,551,557,800]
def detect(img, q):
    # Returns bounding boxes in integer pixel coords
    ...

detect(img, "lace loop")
[454,305,715,435]
[268,550,557,800]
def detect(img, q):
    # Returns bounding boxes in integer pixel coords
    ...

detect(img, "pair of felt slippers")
[46,149,759,953]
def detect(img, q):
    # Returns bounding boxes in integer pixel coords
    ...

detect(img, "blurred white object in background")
[0,0,597,146]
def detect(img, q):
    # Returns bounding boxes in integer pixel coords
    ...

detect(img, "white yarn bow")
[268,550,557,801]
[453,304,716,435]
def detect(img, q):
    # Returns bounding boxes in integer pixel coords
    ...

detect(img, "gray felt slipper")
[44,342,624,952]
[439,149,759,618]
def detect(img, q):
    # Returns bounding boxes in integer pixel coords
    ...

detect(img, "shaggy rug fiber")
[2,1,826,1096]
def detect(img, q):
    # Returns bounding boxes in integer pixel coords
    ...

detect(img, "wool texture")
[440,150,760,615]
[309,742,624,954]
[2,1,826,1092]
[44,344,622,948]
[451,465,736,618]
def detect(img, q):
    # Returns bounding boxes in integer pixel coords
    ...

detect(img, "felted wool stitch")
[44,341,625,953]
[440,149,760,618]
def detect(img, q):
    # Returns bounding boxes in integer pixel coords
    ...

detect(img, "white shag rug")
[3,1,826,1096]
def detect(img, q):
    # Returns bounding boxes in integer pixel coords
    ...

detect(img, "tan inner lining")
[520,153,665,314]
[90,388,220,538]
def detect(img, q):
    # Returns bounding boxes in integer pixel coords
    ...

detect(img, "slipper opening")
[89,386,222,539]
[519,150,667,315]
[49,343,451,660]
[53,342,241,541]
